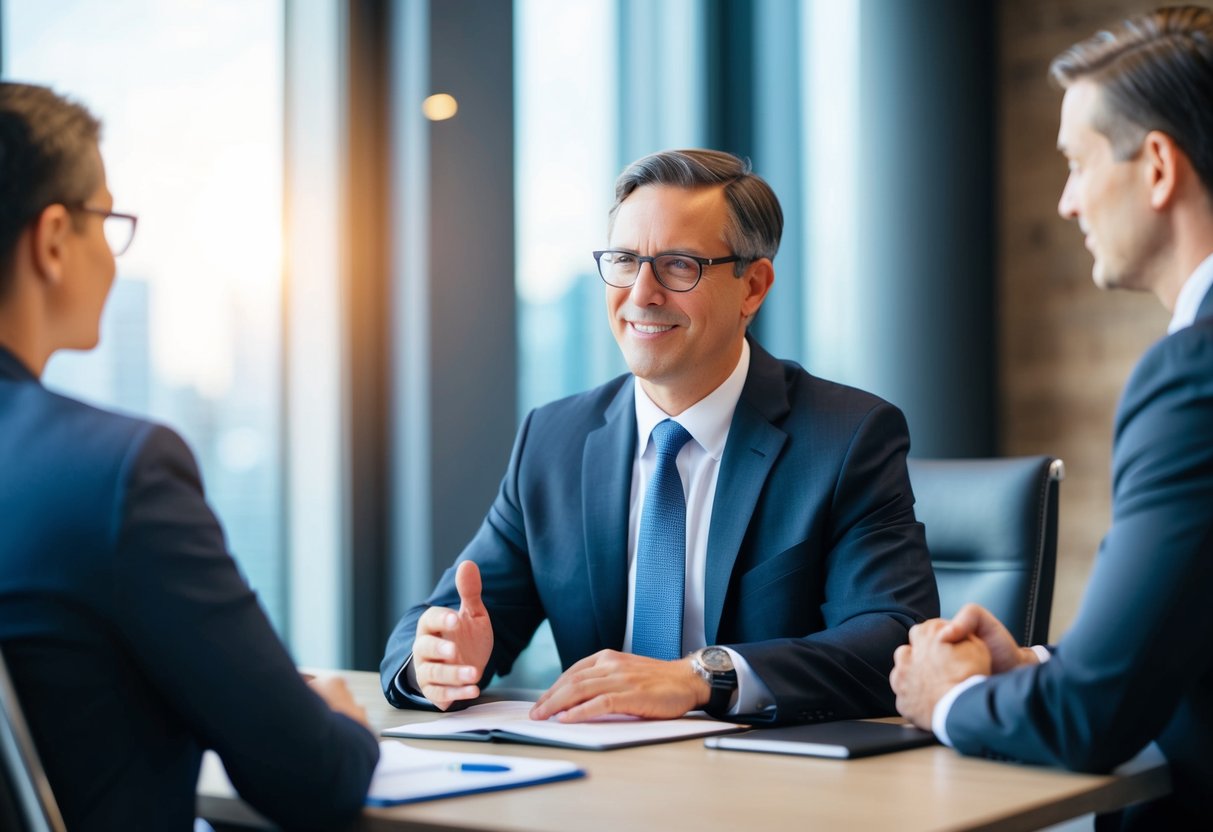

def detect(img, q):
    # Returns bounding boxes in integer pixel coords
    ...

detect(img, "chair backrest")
[0,650,66,832]
[907,456,1063,646]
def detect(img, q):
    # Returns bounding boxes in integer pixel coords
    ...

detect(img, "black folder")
[704,720,936,759]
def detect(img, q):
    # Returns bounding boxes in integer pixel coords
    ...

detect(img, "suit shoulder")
[0,386,197,560]
[775,357,903,423]
[14,385,194,488]
[528,374,631,430]
[1138,315,1213,372]
[1120,318,1213,416]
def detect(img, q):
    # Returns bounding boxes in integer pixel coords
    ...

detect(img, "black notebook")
[704,720,936,759]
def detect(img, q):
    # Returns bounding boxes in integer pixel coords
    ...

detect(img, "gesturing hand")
[410,560,494,710]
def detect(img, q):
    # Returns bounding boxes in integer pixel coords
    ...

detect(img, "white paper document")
[382,700,743,750]
[367,740,584,807]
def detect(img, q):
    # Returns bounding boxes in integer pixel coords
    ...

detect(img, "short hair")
[608,149,783,276]
[0,83,102,294]
[1049,5,1213,194]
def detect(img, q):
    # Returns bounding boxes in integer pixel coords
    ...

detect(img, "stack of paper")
[382,700,744,750]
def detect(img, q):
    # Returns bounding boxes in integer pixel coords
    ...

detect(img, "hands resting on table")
[890,603,1041,729]
[408,564,1043,729]
[408,561,712,722]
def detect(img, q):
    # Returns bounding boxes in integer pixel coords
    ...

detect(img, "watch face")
[699,646,734,673]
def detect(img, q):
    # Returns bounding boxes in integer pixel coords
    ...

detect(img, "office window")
[2,1,289,630]
[507,0,620,685]
[515,0,622,417]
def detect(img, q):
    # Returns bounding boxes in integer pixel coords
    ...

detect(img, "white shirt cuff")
[931,674,987,747]
[722,647,776,716]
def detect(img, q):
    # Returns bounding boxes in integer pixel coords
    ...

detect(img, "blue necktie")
[632,419,693,660]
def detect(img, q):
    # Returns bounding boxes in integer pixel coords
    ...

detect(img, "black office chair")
[0,650,66,832]
[907,456,1064,646]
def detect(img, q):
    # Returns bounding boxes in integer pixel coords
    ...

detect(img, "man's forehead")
[611,188,728,245]
[632,180,725,200]
[1057,81,1100,151]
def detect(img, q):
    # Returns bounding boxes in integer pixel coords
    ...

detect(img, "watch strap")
[704,668,738,716]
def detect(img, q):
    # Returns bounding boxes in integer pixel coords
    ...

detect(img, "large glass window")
[3,0,288,630]
[508,0,620,685]
[515,0,622,417]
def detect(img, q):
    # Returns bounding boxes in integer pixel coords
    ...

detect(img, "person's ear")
[1142,130,1181,211]
[740,258,775,321]
[29,204,74,286]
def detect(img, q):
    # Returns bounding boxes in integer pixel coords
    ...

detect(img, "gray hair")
[608,149,783,276]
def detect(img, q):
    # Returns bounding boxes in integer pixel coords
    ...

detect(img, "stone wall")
[998,0,1171,637]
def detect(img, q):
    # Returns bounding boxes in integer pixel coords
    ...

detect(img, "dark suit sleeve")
[946,331,1213,776]
[110,427,379,829]
[380,411,546,708]
[729,401,939,722]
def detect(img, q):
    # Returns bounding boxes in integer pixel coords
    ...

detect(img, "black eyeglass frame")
[65,203,139,256]
[592,249,744,293]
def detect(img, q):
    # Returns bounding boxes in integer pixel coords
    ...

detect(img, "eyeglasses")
[67,204,139,256]
[592,250,743,293]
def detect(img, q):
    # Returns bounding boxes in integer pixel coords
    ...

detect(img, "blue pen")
[455,762,511,773]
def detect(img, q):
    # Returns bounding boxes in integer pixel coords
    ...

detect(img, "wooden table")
[196,671,1169,831]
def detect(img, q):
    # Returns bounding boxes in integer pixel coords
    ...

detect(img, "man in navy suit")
[382,149,939,724]
[0,84,378,830]
[891,7,1213,827]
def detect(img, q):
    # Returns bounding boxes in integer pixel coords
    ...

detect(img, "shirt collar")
[633,339,751,462]
[1168,252,1213,334]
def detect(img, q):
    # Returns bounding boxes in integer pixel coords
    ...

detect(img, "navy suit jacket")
[946,285,1213,827]
[382,339,939,722]
[0,347,378,831]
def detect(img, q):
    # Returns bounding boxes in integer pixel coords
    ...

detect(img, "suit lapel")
[582,379,637,650]
[703,340,789,645]
[0,347,37,382]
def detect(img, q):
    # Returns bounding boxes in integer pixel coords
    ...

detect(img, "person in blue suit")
[891,7,1213,828]
[0,83,378,830]
[382,148,939,724]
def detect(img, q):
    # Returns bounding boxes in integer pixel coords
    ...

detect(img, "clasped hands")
[411,561,711,721]
[891,602,1041,729]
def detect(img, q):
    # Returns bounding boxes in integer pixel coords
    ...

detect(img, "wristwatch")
[690,646,738,717]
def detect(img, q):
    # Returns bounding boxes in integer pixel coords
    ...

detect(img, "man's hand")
[529,650,710,723]
[939,603,1039,674]
[410,560,494,710]
[309,676,370,730]
[890,619,992,730]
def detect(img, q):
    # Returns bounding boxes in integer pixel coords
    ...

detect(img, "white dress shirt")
[622,339,774,715]
[1168,252,1213,334]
